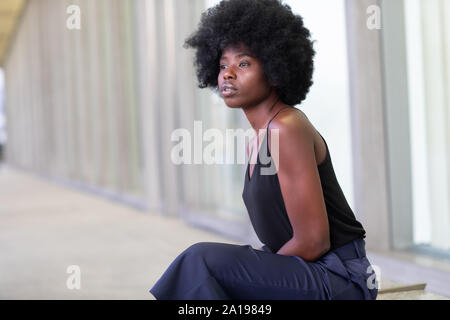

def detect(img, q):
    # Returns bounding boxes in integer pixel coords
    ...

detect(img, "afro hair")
[183,0,316,106]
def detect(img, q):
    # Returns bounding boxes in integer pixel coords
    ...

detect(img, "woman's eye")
[219,62,249,70]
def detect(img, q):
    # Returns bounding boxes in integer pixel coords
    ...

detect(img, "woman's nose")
[223,67,236,80]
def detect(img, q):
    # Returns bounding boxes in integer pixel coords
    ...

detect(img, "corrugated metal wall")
[2,0,253,240]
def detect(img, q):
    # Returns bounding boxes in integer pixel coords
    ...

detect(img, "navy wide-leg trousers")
[150,238,378,300]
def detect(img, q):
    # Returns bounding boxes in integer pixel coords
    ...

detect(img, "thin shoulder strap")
[267,106,291,129]
[265,106,293,153]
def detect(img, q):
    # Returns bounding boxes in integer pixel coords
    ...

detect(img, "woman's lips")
[221,87,238,97]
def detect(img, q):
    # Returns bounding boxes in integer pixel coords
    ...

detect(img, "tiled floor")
[0,164,448,300]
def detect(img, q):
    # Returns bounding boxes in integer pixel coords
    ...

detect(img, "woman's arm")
[268,112,330,262]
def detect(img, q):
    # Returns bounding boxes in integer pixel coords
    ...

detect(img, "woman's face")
[218,43,273,109]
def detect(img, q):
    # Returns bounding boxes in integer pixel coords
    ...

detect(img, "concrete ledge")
[368,250,450,299]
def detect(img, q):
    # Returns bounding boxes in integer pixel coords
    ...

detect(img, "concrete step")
[376,279,449,300]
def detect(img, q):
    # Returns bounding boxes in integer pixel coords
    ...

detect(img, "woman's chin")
[222,99,242,109]
[226,104,241,109]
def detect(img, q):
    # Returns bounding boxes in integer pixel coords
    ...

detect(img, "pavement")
[0,164,241,299]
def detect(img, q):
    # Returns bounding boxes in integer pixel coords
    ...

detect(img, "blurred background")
[0,0,449,299]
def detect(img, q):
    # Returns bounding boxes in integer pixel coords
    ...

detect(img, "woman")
[150,0,378,300]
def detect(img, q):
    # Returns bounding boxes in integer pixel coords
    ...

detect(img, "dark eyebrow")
[220,53,254,61]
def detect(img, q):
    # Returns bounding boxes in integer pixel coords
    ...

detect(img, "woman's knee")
[183,242,237,270]
[184,242,218,257]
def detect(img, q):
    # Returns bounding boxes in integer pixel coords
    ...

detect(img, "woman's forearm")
[277,237,329,262]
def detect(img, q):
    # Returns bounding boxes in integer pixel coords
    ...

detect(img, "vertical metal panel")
[85,0,102,186]
[178,0,204,216]
[345,0,391,251]
[132,0,163,211]
[154,0,181,216]
[77,0,94,186]
[380,0,414,250]
[120,0,142,197]
[101,0,120,191]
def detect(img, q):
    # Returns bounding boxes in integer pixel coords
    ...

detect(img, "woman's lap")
[184,242,331,300]
[150,240,377,300]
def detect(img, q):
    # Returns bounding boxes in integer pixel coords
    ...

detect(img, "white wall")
[286,0,355,212]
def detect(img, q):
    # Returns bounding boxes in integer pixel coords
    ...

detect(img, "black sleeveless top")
[242,108,366,253]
